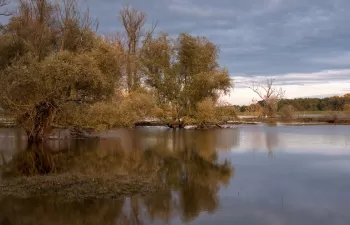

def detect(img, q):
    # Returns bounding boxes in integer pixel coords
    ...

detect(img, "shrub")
[195,98,217,126]
[344,104,350,115]
[279,105,297,120]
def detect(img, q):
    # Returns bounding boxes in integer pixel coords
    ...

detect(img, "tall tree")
[120,6,146,92]
[0,0,123,144]
[141,33,233,127]
[141,33,177,104]
[176,33,232,124]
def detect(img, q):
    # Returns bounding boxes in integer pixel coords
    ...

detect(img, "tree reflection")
[0,133,234,224]
[0,197,125,225]
[148,147,232,223]
[246,127,280,158]
[265,128,279,158]
[110,146,232,224]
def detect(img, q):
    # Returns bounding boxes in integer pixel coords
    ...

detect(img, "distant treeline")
[236,94,350,112]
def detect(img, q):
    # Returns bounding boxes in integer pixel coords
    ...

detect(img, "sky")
[2,0,350,105]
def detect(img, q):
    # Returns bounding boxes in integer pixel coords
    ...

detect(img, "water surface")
[1,125,350,224]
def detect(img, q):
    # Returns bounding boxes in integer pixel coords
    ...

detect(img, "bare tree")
[249,78,285,118]
[0,0,11,16]
[120,6,146,92]
[57,0,98,52]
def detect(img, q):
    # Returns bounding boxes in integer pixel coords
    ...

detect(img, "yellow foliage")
[279,105,297,119]
[216,105,237,122]
[246,103,264,116]
[344,104,350,114]
[60,91,157,129]
[195,98,217,126]
[0,0,235,140]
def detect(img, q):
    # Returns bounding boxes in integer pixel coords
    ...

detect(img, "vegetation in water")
[0,132,234,224]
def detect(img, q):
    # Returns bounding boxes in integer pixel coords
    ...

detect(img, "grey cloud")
[168,0,236,18]
[233,69,350,87]
[3,0,350,85]
[309,52,350,66]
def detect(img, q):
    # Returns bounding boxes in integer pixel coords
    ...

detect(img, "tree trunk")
[28,100,56,145]
[126,51,132,92]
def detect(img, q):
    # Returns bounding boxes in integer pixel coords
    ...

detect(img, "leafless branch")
[120,6,146,42]
[249,78,285,117]
[145,20,158,38]
[120,6,147,91]
[0,0,8,8]
[0,0,11,16]
[249,78,285,102]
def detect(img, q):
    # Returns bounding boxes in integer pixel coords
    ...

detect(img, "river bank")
[2,111,350,130]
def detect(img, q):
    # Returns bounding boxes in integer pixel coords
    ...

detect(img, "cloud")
[223,80,350,105]
[309,52,350,66]
[168,0,235,18]
[222,69,350,105]
[2,0,350,103]
[73,0,350,77]
[233,69,350,87]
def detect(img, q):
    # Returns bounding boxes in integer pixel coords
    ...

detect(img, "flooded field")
[0,125,350,224]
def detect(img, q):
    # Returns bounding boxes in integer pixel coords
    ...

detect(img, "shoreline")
[3,119,350,133]
[134,119,350,128]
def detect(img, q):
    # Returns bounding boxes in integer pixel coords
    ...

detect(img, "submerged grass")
[0,173,164,201]
[0,145,233,201]
[0,196,127,225]
[0,148,167,200]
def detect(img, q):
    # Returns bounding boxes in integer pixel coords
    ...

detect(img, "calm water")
[1,125,350,224]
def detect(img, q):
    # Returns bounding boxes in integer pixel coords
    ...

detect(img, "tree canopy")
[141,33,233,126]
[0,0,234,143]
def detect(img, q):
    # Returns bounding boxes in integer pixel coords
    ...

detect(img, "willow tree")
[0,0,123,144]
[0,45,123,143]
[140,33,179,113]
[141,33,233,127]
[6,0,60,61]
